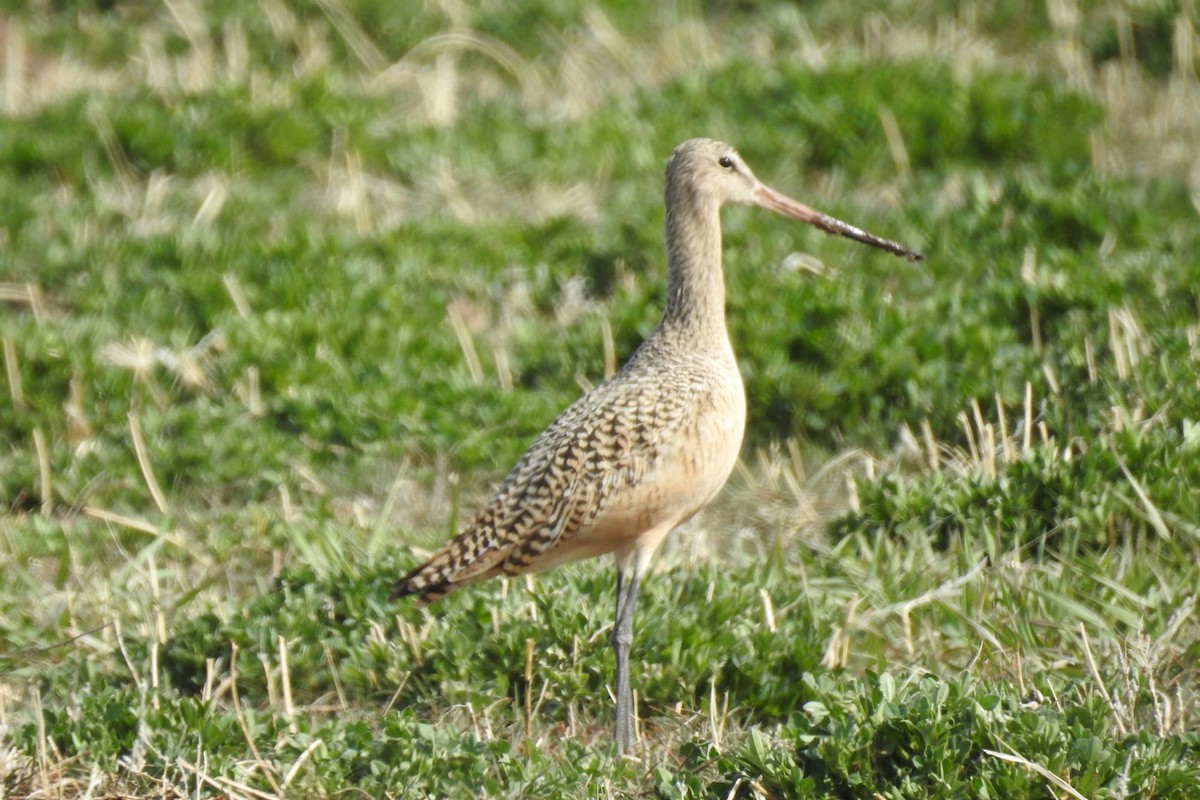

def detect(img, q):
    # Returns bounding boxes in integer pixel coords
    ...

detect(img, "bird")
[393,138,924,756]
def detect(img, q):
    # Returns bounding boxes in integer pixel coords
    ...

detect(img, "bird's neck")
[659,194,729,347]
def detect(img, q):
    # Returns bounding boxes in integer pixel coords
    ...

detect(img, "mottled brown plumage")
[393,138,923,754]
[394,336,742,601]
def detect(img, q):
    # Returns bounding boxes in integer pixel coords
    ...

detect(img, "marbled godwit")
[393,138,923,755]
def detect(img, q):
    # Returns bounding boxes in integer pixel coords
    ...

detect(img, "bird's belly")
[541,379,746,570]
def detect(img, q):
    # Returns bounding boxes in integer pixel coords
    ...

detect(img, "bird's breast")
[580,359,746,550]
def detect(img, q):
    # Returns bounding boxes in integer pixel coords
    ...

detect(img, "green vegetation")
[2,1,1198,797]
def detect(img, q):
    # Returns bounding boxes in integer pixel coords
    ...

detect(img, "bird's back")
[393,330,745,603]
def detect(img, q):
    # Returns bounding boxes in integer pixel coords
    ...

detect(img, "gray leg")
[612,565,641,756]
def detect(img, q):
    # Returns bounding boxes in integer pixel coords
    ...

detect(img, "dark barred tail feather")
[391,565,451,604]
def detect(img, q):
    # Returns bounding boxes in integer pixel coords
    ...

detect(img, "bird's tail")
[391,561,454,604]
[392,514,513,603]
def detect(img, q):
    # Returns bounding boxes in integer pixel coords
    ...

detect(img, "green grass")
[2,1,1200,797]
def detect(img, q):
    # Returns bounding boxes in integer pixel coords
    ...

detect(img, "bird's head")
[667,138,762,208]
[667,137,924,262]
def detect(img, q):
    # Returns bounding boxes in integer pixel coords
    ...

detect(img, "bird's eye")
[718,156,733,169]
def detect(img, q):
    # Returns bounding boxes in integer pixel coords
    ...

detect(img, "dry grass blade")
[281,738,323,789]
[229,644,283,796]
[32,426,51,514]
[316,0,386,73]
[82,506,162,537]
[983,749,1088,800]
[855,560,988,627]
[2,336,24,409]
[0,282,45,317]
[1080,624,1129,737]
[447,300,485,384]
[278,635,297,735]
[1112,447,1172,540]
[129,413,170,515]
[176,757,279,800]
